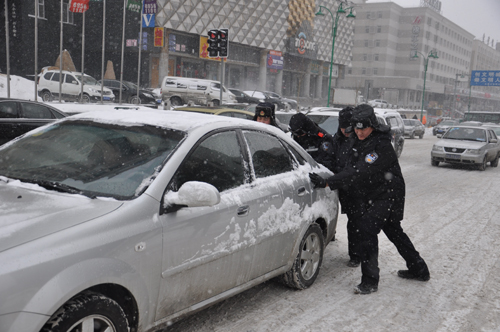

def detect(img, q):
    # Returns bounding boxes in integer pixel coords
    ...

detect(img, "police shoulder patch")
[321,141,331,151]
[365,152,378,164]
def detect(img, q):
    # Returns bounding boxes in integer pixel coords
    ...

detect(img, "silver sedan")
[0,110,338,332]
[431,125,500,170]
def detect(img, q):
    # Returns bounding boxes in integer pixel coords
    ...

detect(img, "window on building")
[347,67,352,75]
[373,68,378,75]
[363,54,368,61]
[362,68,366,75]
[377,26,382,33]
[375,40,381,47]
[426,31,430,39]
[62,2,74,24]
[434,35,438,43]
[378,11,383,19]
[366,12,371,19]
[29,0,46,18]
[365,26,370,33]
[427,17,432,25]
[374,54,379,61]
[435,22,440,30]
[364,40,369,47]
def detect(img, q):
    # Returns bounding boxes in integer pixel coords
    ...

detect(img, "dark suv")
[99,79,161,106]
[374,109,405,158]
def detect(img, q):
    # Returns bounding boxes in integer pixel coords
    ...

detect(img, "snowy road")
[163,129,500,332]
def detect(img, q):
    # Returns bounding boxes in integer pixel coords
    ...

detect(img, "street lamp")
[316,2,355,107]
[412,50,438,122]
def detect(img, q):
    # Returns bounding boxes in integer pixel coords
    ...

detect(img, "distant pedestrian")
[309,104,430,295]
[289,112,335,170]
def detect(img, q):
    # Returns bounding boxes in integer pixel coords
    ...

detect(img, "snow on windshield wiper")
[22,179,96,198]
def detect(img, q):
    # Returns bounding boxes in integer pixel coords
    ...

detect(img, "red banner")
[69,0,89,13]
[154,27,164,47]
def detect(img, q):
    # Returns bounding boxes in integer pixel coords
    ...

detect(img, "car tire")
[81,94,91,103]
[491,154,499,167]
[41,90,53,102]
[419,133,424,139]
[130,96,141,104]
[478,156,487,171]
[431,159,439,167]
[170,96,183,106]
[41,291,130,332]
[278,223,324,290]
[410,132,415,139]
[212,99,220,106]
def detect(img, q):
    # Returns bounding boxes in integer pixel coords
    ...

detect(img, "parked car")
[38,69,115,103]
[431,125,500,170]
[0,109,338,332]
[374,108,405,158]
[432,119,459,136]
[275,110,299,129]
[265,91,298,110]
[174,105,254,119]
[99,79,161,106]
[306,110,340,135]
[368,99,391,108]
[403,119,425,139]
[160,76,237,106]
[228,88,261,104]
[0,98,67,145]
[244,90,289,110]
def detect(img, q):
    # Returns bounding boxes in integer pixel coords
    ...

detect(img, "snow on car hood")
[0,181,123,252]
[434,139,488,149]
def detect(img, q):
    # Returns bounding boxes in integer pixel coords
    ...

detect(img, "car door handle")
[237,205,249,216]
[298,186,306,196]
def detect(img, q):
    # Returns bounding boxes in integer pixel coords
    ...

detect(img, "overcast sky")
[365,0,500,49]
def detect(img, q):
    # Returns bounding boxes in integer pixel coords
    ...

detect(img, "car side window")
[21,103,54,119]
[488,130,497,141]
[243,130,294,178]
[51,73,60,81]
[170,131,245,192]
[43,72,53,80]
[65,74,77,84]
[0,102,18,118]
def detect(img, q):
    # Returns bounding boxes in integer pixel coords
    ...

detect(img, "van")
[38,69,115,103]
[160,76,236,106]
[374,108,405,158]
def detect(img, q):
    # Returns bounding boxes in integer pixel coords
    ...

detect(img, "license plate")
[445,153,461,160]
[156,99,162,104]
[103,97,111,101]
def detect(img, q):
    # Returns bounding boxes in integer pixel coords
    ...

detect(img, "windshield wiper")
[21,179,96,198]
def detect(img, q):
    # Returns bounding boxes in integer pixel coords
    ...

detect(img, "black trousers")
[352,199,429,286]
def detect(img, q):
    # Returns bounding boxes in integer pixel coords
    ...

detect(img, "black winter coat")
[294,132,336,171]
[326,129,405,221]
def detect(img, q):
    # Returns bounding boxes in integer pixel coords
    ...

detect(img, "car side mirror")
[72,80,78,85]
[490,138,498,143]
[163,181,220,213]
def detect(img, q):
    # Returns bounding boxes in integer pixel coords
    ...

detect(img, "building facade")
[340,1,500,117]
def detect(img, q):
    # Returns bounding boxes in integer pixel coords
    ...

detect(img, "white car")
[368,99,391,108]
[38,69,115,103]
[0,110,338,332]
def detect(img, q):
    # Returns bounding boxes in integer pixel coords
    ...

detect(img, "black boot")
[397,270,430,281]
[353,282,378,295]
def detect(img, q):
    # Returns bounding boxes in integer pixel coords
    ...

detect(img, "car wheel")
[410,132,415,139]
[41,91,53,102]
[212,99,220,106]
[419,133,424,139]
[491,154,499,167]
[81,94,91,103]
[170,96,183,106]
[478,156,487,171]
[279,223,324,290]
[130,95,141,104]
[431,159,439,167]
[41,291,130,332]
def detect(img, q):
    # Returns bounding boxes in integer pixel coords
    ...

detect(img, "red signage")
[69,0,89,13]
[154,27,164,47]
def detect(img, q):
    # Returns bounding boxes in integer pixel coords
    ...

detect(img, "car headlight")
[87,87,99,94]
[143,93,153,98]
[432,145,442,151]
[465,149,481,154]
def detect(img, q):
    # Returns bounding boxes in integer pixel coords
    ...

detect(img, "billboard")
[470,71,500,87]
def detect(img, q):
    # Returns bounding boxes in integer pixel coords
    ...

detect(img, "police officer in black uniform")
[253,102,282,129]
[309,104,430,295]
[289,112,335,170]
[331,107,360,267]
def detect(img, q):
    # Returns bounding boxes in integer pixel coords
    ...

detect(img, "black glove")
[309,172,327,189]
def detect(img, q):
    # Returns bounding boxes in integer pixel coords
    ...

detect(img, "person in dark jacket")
[253,102,282,129]
[289,112,335,170]
[309,104,430,295]
[331,107,360,267]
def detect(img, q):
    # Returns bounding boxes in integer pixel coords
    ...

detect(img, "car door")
[18,102,59,135]
[0,101,22,145]
[64,73,81,100]
[157,129,260,319]
[241,130,311,279]
[487,129,500,160]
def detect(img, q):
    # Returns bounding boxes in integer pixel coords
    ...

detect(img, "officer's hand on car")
[309,173,327,188]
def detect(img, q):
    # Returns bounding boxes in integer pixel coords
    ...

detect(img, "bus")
[462,111,500,124]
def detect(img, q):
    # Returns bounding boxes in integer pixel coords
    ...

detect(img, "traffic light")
[207,29,220,58]
[219,28,229,58]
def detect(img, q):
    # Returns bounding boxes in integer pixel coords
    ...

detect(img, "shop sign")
[142,14,155,28]
[470,71,500,87]
[267,51,283,70]
[143,0,157,14]
[287,30,318,60]
[311,61,321,74]
[154,27,164,47]
[199,36,226,62]
[322,63,338,78]
[421,0,442,13]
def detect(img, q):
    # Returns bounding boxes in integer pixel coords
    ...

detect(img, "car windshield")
[443,127,486,142]
[76,74,99,86]
[440,120,456,126]
[307,114,339,135]
[0,120,185,199]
